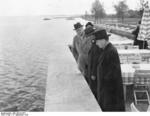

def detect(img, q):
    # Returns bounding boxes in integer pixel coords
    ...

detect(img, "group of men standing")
[71,22,125,111]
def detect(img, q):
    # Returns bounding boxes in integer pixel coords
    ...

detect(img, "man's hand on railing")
[91,75,96,80]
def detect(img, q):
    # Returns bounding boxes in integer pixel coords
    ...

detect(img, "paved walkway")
[44,45,101,111]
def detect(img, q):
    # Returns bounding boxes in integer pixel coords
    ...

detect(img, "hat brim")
[94,34,111,41]
[92,30,111,37]
[73,25,83,30]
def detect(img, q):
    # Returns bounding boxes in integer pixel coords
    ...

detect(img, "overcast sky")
[0,0,149,16]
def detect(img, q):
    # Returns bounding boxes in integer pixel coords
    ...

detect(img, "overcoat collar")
[97,42,112,64]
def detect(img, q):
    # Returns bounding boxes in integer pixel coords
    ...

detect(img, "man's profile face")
[96,39,105,48]
[76,27,83,36]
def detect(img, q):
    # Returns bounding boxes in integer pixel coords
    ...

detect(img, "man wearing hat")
[85,23,103,98]
[85,22,107,99]
[72,22,84,61]
[72,22,90,77]
[80,26,96,82]
[83,25,95,52]
[94,30,125,111]
[85,22,94,29]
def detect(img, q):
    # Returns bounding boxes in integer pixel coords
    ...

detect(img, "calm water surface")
[0,16,54,111]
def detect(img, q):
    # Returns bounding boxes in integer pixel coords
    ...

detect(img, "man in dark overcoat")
[94,30,125,111]
[82,26,96,83]
[86,22,108,99]
[88,42,102,99]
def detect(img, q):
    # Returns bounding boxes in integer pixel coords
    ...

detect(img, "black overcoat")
[96,43,125,111]
[88,44,102,98]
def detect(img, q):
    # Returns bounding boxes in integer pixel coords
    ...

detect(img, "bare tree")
[84,11,88,19]
[114,0,129,23]
[136,0,146,18]
[91,0,106,23]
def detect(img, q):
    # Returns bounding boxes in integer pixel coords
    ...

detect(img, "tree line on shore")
[83,0,147,23]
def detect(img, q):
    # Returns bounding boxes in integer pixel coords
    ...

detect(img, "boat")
[43,18,51,20]
[66,17,74,20]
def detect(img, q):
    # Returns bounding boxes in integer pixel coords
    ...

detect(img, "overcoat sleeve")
[91,52,98,77]
[72,36,79,61]
[104,49,121,81]
[88,45,98,77]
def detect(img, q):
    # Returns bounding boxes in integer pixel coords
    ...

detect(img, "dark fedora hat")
[85,22,94,28]
[94,29,111,41]
[84,26,95,36]
[74,22,83,30]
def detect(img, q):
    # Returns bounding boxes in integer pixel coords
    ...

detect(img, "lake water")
[0,16,132,111]
[0,16,53,111]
